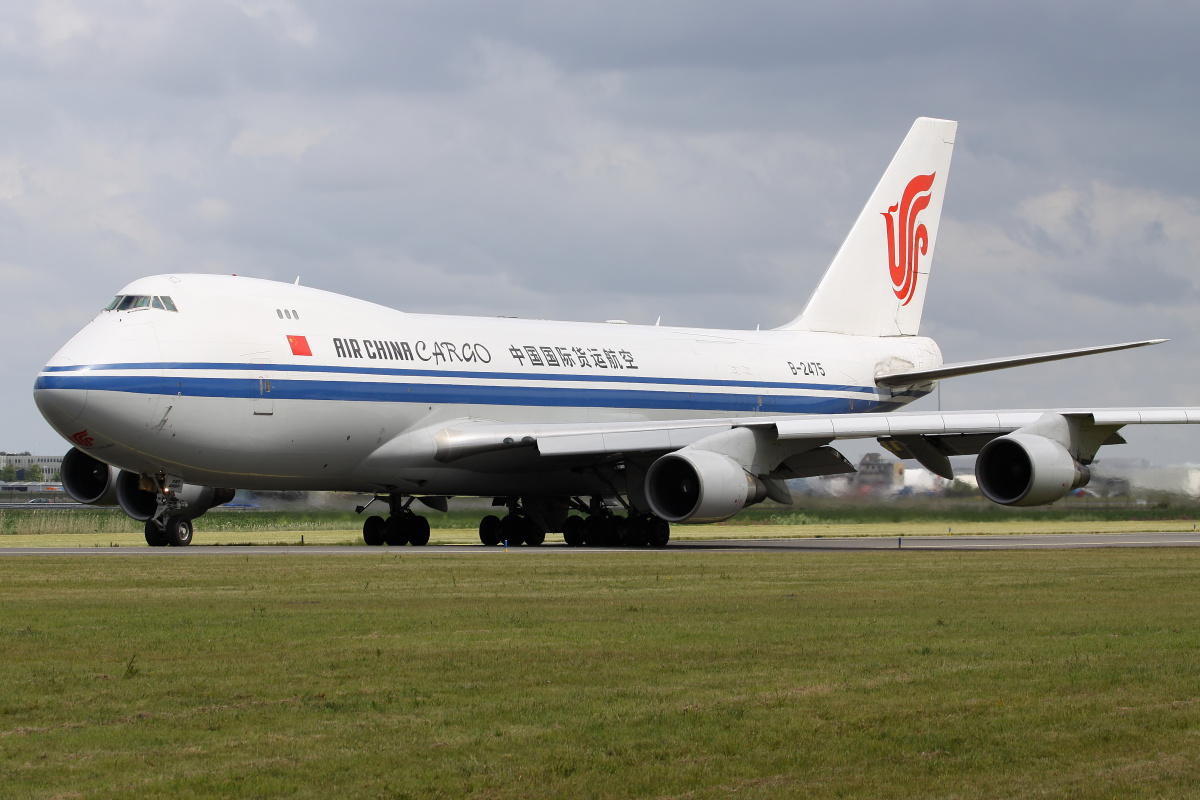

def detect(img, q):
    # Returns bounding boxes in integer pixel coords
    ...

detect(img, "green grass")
[2,550,1200,798]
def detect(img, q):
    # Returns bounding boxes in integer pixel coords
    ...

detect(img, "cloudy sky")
[3,1,1199,464]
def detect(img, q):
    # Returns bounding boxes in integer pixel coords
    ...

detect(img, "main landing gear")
[360,495,431,547]
[561,511,669,548]
[476,497,670,548]
[478,498,546,546]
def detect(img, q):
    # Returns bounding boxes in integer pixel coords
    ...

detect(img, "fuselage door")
[252,360,277,416]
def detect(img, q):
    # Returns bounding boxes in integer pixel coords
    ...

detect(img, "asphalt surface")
[2,532,1200,556]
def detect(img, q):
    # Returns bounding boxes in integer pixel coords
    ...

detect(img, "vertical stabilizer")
[781,117,957,337]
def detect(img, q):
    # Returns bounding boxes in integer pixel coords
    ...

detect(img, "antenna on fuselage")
[294,276,301,285]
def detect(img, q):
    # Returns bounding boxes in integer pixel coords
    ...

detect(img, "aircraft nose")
[34,357,89,432]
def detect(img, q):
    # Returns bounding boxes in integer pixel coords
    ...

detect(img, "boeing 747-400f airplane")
[33,117,1199,547]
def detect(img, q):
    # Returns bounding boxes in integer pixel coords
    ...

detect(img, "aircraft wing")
[874,339,1166,387]
[429,407,1200,481]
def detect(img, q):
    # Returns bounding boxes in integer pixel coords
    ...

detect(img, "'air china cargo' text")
[333,338,492,364]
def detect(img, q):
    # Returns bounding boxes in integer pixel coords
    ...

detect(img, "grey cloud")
[3,1,1200,463]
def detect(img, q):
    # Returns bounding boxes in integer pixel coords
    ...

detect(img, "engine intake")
[976,433,1090,506]
[645,450,767,523]
[61,448,119,506]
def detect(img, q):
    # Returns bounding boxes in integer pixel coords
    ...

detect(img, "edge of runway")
[2,531,1200,556]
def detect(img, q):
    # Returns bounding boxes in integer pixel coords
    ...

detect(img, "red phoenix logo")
[882,172,936,306]
[70,429,94,448]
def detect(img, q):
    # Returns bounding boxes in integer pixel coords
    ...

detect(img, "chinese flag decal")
[287,335,312,356]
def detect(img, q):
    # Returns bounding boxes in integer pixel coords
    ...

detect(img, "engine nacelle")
[60,450,234,520]
[645,450,767,523]
[61,448,119,506]
[115,470,236,522]
[976,433,1091,507]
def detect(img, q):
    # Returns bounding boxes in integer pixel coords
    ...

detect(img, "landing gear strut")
[359,495,431,546]
[143,473,196,547]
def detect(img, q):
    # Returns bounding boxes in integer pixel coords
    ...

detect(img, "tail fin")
[781,117,957,337]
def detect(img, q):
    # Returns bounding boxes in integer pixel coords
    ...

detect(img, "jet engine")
[61,448,119,506]
[115,470,236,522]
[975,433,1091,507]
[645,449,768,523]
[61,449,234,521]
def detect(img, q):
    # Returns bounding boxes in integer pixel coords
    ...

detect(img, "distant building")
[854,453,904,493]
[1091,460,1200,498]
[0,452,65,480]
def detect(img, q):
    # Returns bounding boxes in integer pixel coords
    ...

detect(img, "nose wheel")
[141,473,199,546]
[143,515,194,547]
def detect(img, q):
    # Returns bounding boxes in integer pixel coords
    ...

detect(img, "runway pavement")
[2,531,1200,555]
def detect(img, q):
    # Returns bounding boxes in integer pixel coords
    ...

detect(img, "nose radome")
[34,355,88,433]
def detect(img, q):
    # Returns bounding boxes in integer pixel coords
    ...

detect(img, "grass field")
[2,549,1199,798]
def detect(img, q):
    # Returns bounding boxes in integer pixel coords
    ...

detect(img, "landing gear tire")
[409,515,431,546]
[383,516,408,546]
[602,515,625,547]
[363,515,386,546]
[647,516,670,547]
[165,515,193,547]
[622,515,649,547]
[500,514,524,546]
[144,520,168,547]
[479,514,502,546]
[523,516,545,546]
[582,514,605,546]
[562,515,585,546]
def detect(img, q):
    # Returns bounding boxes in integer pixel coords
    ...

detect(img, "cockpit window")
[117,295,147,310]
[105,295,179,312]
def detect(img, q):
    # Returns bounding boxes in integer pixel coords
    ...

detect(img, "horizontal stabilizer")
[875,339,1167,387]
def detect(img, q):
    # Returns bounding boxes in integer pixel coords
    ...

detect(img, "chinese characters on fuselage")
[507,345,638,370]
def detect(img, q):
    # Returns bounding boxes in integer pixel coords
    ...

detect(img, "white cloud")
[231,125,332,159]
[32,0,91,47]
[227,0,316,46]
[1,1,1199,467]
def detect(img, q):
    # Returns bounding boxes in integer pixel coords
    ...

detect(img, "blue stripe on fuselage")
[40,361,877,395]
[34,373,887,414]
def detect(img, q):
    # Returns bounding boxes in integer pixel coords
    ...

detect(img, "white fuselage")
[34,274,941,495]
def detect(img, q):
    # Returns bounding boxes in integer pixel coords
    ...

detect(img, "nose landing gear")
[143,475,197,547]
